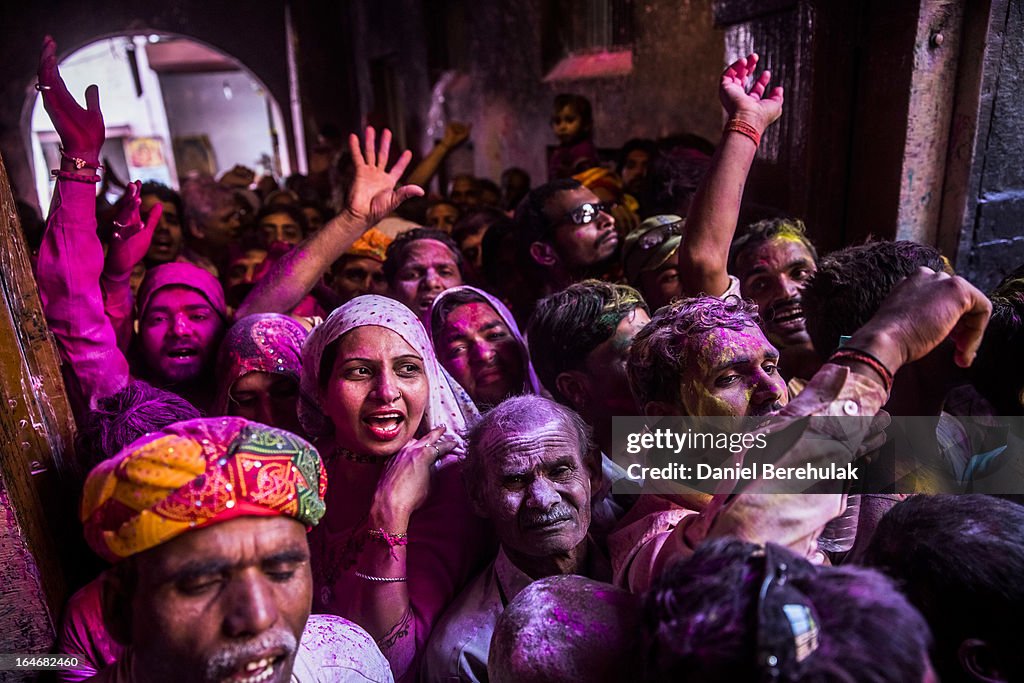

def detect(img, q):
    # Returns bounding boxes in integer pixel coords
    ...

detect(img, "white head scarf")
[299,295,478,442]
[429,285,545,396]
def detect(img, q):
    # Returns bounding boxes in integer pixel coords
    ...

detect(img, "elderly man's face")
[474,420,593,560]
[123,516,311,683]
[678,325,788,417]
[735,236,817,349]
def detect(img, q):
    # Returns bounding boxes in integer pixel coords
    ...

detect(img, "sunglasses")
[564,202,613,226]
[637,219,685,250]
[753,545,821,681]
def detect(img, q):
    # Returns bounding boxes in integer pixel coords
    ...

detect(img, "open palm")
[720,53,784,132]
[37,35,104,163]
[346,127,424,225]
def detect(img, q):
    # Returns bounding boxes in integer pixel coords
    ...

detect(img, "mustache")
[522,506,574,529]
[750,400,785,418]
[204,628,297,682]
[763,295,803,321]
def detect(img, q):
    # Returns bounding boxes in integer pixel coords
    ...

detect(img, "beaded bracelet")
[51,169,101,184]
[829,347,894,394]
[355,571,407,583]
[725,118,762,147]
[367,528,409,560]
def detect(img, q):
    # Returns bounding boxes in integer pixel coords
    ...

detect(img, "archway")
[27,32,291,207]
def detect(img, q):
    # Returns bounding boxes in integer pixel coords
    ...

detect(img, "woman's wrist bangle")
[355,571,407,583]
[51,169,101,183]
[724,118,762,147]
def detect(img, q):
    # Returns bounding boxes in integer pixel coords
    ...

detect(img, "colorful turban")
[213,314,309,416]
[137,262,227,322]
[345,227,392,263]
[81,417,327,563]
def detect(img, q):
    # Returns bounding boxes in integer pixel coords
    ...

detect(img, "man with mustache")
[729,218,821,382]
[421,395,609,682]
[79,417,392,683]
[382,228,465,326]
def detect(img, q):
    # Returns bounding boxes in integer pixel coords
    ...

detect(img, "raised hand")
[106,181,162,276]
[37,35,104,165]
[346,127,425,225]
[720,53,784,133]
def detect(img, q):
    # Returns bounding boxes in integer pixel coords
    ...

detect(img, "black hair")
[802,240,945,356]
[382,227,464,286]
[863,494,1024,683]
[552,94,594,140]
[528,279,648,404]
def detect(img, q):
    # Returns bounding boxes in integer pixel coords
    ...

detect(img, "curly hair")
[528,279,649,404]
[628,295,760,410]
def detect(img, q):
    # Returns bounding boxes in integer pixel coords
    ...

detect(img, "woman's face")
[322,326,429,457]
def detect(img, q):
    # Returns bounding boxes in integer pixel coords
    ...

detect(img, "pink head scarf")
[429,285,545,396]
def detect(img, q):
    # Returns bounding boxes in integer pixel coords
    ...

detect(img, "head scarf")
[81,417,327,563]
[137,262,227,322]
[212,314,309,416]
[430,285,544,396]
[299,295,478,441]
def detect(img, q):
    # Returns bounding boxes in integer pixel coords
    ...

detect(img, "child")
[548,93,600,180]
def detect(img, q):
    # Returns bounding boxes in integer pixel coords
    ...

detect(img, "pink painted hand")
[106,181,162,277]
[37,35,104,165]
[720,53,784,134]
[346,127,425,226]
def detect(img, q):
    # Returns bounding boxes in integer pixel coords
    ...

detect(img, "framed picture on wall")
[173,134,217,178]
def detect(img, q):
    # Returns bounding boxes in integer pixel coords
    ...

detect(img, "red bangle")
[51,169,101,183]
[829,348,894,393]
[724,118,762,147]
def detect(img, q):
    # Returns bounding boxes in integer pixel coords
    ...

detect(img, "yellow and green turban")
[81,417,327,563]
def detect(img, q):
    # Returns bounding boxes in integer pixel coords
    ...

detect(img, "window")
[543,0,635,81]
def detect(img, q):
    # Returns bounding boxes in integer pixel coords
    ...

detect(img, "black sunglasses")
[564,201,613,226]
[753,545,821,681]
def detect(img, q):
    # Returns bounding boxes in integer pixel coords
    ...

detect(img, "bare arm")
[404,122,471,190]
[237,128,424,317]
[678,53,784,298]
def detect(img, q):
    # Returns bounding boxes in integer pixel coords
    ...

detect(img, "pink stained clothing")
[609,363,889,593]
[548,138,600,181]
[37,178,130,412]
[57,576,121,682]
[309,454,494,683]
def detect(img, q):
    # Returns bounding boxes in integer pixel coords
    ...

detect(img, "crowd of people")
[20,33,1024,682]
